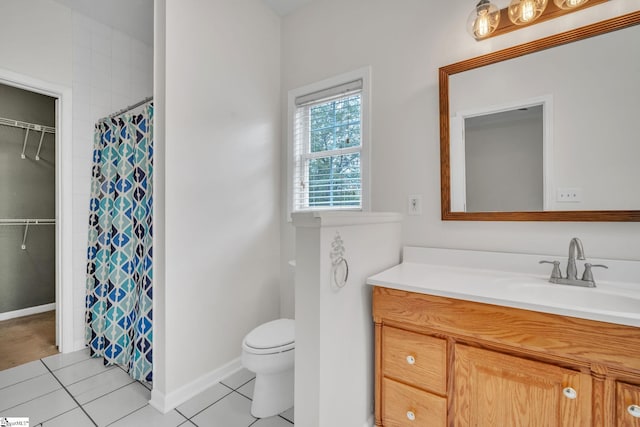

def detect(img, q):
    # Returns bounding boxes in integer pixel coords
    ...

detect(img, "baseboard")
[73,339,87,352]
[0,303,55,321]
[149,357,242,413]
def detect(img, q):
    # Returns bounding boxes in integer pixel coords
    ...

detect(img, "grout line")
[104,403,157,427]
[79,378,137,406]
[40,359,98,427]
[0,387,61,413]
[278,414,294,424]
[184,387,235,420]
[234,388,253,401]
[0,370,51,392]
[43,349,92,372]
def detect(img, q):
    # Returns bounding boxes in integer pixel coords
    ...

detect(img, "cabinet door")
[617,382,640,427]
[454,344,591,427]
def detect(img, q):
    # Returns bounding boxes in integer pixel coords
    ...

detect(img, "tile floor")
[0,349,294,426]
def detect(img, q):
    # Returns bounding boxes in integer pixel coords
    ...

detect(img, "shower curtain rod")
[101,96,153,121]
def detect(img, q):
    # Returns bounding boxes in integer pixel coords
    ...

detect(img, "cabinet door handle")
[563,387,577,399]
[628,405,640,418]
[406,410,416,421]
[406,355,416,365]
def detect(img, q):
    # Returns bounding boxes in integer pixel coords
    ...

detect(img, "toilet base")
[251,368,294,418]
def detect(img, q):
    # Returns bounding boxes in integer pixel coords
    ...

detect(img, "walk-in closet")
[0,82,57,370]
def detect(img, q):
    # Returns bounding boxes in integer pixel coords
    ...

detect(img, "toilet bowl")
[241,318,295,418]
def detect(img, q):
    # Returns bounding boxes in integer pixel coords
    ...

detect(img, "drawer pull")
[406,410,416,421]
[628,405,640,418]
[562,387,577,399]
[406,355,416,365]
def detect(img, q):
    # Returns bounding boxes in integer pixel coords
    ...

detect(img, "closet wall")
[0,83,56,314]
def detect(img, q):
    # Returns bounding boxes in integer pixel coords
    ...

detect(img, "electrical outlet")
[556,187,582,203]
[408,195,422,215]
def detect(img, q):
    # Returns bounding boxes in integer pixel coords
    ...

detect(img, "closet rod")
[0,218,55,225]
[0,219,55,249]
[0,116,55,134]
[100,96,153,122]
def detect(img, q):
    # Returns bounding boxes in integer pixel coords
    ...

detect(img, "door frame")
[0,67,74,353]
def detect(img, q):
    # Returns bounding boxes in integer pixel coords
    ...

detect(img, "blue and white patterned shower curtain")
[85,104,153,382]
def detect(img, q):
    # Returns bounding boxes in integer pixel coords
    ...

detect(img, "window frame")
[287,67,371,219]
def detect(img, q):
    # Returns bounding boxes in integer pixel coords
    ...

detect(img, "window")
[289,69,370,214]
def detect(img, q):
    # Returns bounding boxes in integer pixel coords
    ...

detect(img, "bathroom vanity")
[368,247,640,426]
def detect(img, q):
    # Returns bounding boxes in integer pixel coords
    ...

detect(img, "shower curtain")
[85,103,153,382]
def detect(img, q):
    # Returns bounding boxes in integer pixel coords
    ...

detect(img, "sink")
[502,279,640,315]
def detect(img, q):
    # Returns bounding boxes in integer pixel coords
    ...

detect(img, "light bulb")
[475,10,491,37]
[508,0,548,25]
[467,0,501,40]
[521,0,535,22]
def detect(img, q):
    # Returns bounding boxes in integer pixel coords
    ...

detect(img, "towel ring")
[332,257,349,289]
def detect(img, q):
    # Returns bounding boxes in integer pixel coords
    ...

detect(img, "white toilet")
[241,318,295,418]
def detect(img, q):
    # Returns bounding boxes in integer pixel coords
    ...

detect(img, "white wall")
[70,11,153,349]
[0,0,72,87]
[154,0,281,408]
[280,0,640,317]
[0,0,153,350]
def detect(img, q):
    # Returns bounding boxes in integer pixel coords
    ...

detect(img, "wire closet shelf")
[0,218,56,250]
[0,116,55,160]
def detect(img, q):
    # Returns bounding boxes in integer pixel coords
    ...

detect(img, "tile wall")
[70,12,153,348]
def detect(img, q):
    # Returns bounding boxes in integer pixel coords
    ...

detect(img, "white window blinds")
[292,79,364,212]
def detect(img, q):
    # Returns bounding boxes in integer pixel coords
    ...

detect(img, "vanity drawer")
[382,326,447,394]
[382,377,446,427]
[617,382,640,427]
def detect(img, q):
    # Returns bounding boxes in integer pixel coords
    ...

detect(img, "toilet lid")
[244,319,294,350]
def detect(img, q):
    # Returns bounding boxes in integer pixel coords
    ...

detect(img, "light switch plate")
[408,195,422,215]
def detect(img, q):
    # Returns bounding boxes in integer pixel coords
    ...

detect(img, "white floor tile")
[109,404,187,427]
[220,369,255,390]
[41,407,95,427]
[52,357,115,386]
[280,407,294,423]
[176,382,233,419]
[2,388,78,425]
[236,378,255,400]
[0,373,61,412]
[252,415,294,426]
[42,349,91,371]
[0,360,49,388]
[191,392,256,427]
[67,365,135,404]
[83,381,151,426]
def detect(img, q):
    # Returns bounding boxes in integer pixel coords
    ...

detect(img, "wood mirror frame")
[439,11,640,222]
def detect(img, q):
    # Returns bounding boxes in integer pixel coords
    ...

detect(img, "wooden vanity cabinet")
[372,286,640,427]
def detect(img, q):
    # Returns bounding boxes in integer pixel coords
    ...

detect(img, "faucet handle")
[539,260,562,280]
[581,263,608,282]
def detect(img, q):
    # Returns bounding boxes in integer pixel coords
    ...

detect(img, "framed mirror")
[440,11,640,221]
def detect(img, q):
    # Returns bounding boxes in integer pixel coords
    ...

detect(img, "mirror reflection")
[446,21,640,214]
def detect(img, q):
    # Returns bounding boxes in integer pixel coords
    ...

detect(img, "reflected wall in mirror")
[440,11,640,221]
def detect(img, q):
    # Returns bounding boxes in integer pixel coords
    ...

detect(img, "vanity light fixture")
[467,0,501,40]
[508,0,548,25]
[467,0,608,40]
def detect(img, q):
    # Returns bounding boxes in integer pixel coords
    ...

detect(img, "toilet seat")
[243,319,295,355]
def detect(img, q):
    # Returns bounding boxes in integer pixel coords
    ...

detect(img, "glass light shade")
[508,0,548,25]
[553,0,588,9]
[467,0,501,40]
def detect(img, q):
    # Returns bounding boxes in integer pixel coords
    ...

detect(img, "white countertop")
[367,247,640,327]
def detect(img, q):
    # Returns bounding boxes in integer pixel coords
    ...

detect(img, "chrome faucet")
[566,237,585,280]
[539,237,607,288]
